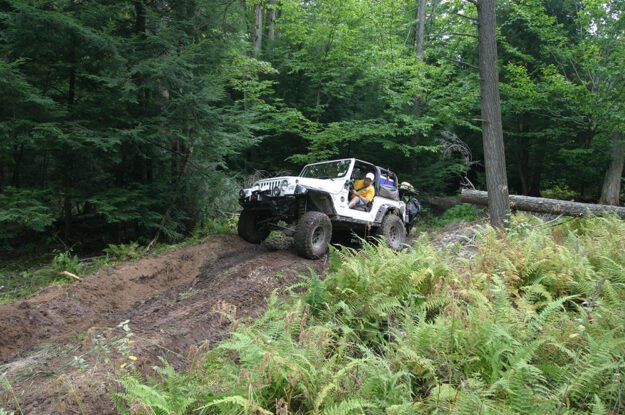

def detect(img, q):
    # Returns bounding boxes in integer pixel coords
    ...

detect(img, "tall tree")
[600,133,625,205]
[415,0,426,60]
[477,0,509,228]
[253,3,263,56]
[268,0,278,43]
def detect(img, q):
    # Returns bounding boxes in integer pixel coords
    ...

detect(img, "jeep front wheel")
[295,211,332,259]
[378,214,405,250]
[237,209,271,244]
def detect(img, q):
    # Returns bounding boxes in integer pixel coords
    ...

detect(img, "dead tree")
[460,189,625,219]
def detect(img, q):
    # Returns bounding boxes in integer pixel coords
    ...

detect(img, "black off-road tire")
[295,211,332,259]
[377,214,406,250]
[237,209,271,244]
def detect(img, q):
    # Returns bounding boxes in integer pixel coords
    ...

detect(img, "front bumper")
[238,192,301,217]
[239,185,308,214]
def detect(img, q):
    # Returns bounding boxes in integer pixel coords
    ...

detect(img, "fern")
[321,398,373,415]
[590,395,607,415]
[533,295,578,329]
[117,376,195,415]
[305,269,329,316]
[115,214,625,415]
[199,395,271,414]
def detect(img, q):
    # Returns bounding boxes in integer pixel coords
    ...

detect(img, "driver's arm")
[357,186,375,204]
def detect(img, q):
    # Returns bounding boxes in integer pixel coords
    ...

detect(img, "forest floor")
[0,222,480,414]
[0,234,327,414]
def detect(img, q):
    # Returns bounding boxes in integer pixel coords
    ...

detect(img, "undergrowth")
[0,244,135,303]
[413,203,484,234]
[0,217,236,303]
[117,214,624,413]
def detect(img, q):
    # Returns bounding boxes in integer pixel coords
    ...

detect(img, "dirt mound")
[0,235,326,414]
[0,235,245,363]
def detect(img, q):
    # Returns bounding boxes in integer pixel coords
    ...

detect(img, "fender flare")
[306,190,337,216]
[374,204,404,224]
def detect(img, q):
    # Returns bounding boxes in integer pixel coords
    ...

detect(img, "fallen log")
[460,189,625,219]
[428,196,462,212]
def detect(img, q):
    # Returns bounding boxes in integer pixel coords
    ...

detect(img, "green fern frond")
[533,295,578,329]
[590,394,607,415]
[321,398,373,415]
[199,395,271,414]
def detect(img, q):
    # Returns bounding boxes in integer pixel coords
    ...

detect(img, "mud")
[0,234,326,414]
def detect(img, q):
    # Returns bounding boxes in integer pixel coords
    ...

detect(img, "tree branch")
[442,57,479,70]
[429,32,478,39]
[455,12,478,22]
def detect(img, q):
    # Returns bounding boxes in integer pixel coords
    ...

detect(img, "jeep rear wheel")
[378,214,405,250]
[295,211,332,259]
[237,209,271,244]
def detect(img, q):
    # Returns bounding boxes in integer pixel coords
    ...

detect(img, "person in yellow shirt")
[349,172,376,209]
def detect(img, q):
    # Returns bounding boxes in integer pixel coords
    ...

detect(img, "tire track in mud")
[0,235,326,414]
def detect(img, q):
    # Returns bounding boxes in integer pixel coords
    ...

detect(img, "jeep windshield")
[299,160,350,179]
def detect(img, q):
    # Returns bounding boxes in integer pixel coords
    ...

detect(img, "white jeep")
[237,158,414,259]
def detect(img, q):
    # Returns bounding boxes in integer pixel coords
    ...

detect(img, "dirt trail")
[0,234,326,414]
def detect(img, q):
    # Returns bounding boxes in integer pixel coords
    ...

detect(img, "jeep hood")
[256,176,346,194]
[297,177,346,194]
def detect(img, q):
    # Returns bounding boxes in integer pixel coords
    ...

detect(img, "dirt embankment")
[0,234,326,414]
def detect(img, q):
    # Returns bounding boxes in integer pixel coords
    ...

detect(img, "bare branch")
[430,32,478,39]
[455,12,478,22]
[439,131,472,165]
[442,57,479,70]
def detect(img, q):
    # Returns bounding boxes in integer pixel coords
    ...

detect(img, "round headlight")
[272,186,281,197]
[281,179,288,190]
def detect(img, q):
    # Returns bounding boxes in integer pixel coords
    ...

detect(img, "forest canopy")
[0,0,623,254]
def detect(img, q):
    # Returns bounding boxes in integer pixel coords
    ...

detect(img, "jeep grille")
[259,180,281,191]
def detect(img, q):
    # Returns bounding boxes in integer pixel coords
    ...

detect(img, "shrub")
[542,185,579,200]
[51,250,81,275]
[103,242,143,261]
[433,203,483,226]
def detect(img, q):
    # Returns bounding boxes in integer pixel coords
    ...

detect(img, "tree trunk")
[517,139,529,195]
[253,3,263,56]
[415,0,426,60]
[477,0,509,229]
[240,0,247,32]
[516,118,529,195]
[529,137,545,196]
[134,1,146,36]
[64,43,77,241]
[460,189,625,219]
[11,143,24,188]
[146,137,196,251]
[599,132,625,205]
[410,0,427,171]
[268,0,277,43]
[63,172,72,240]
